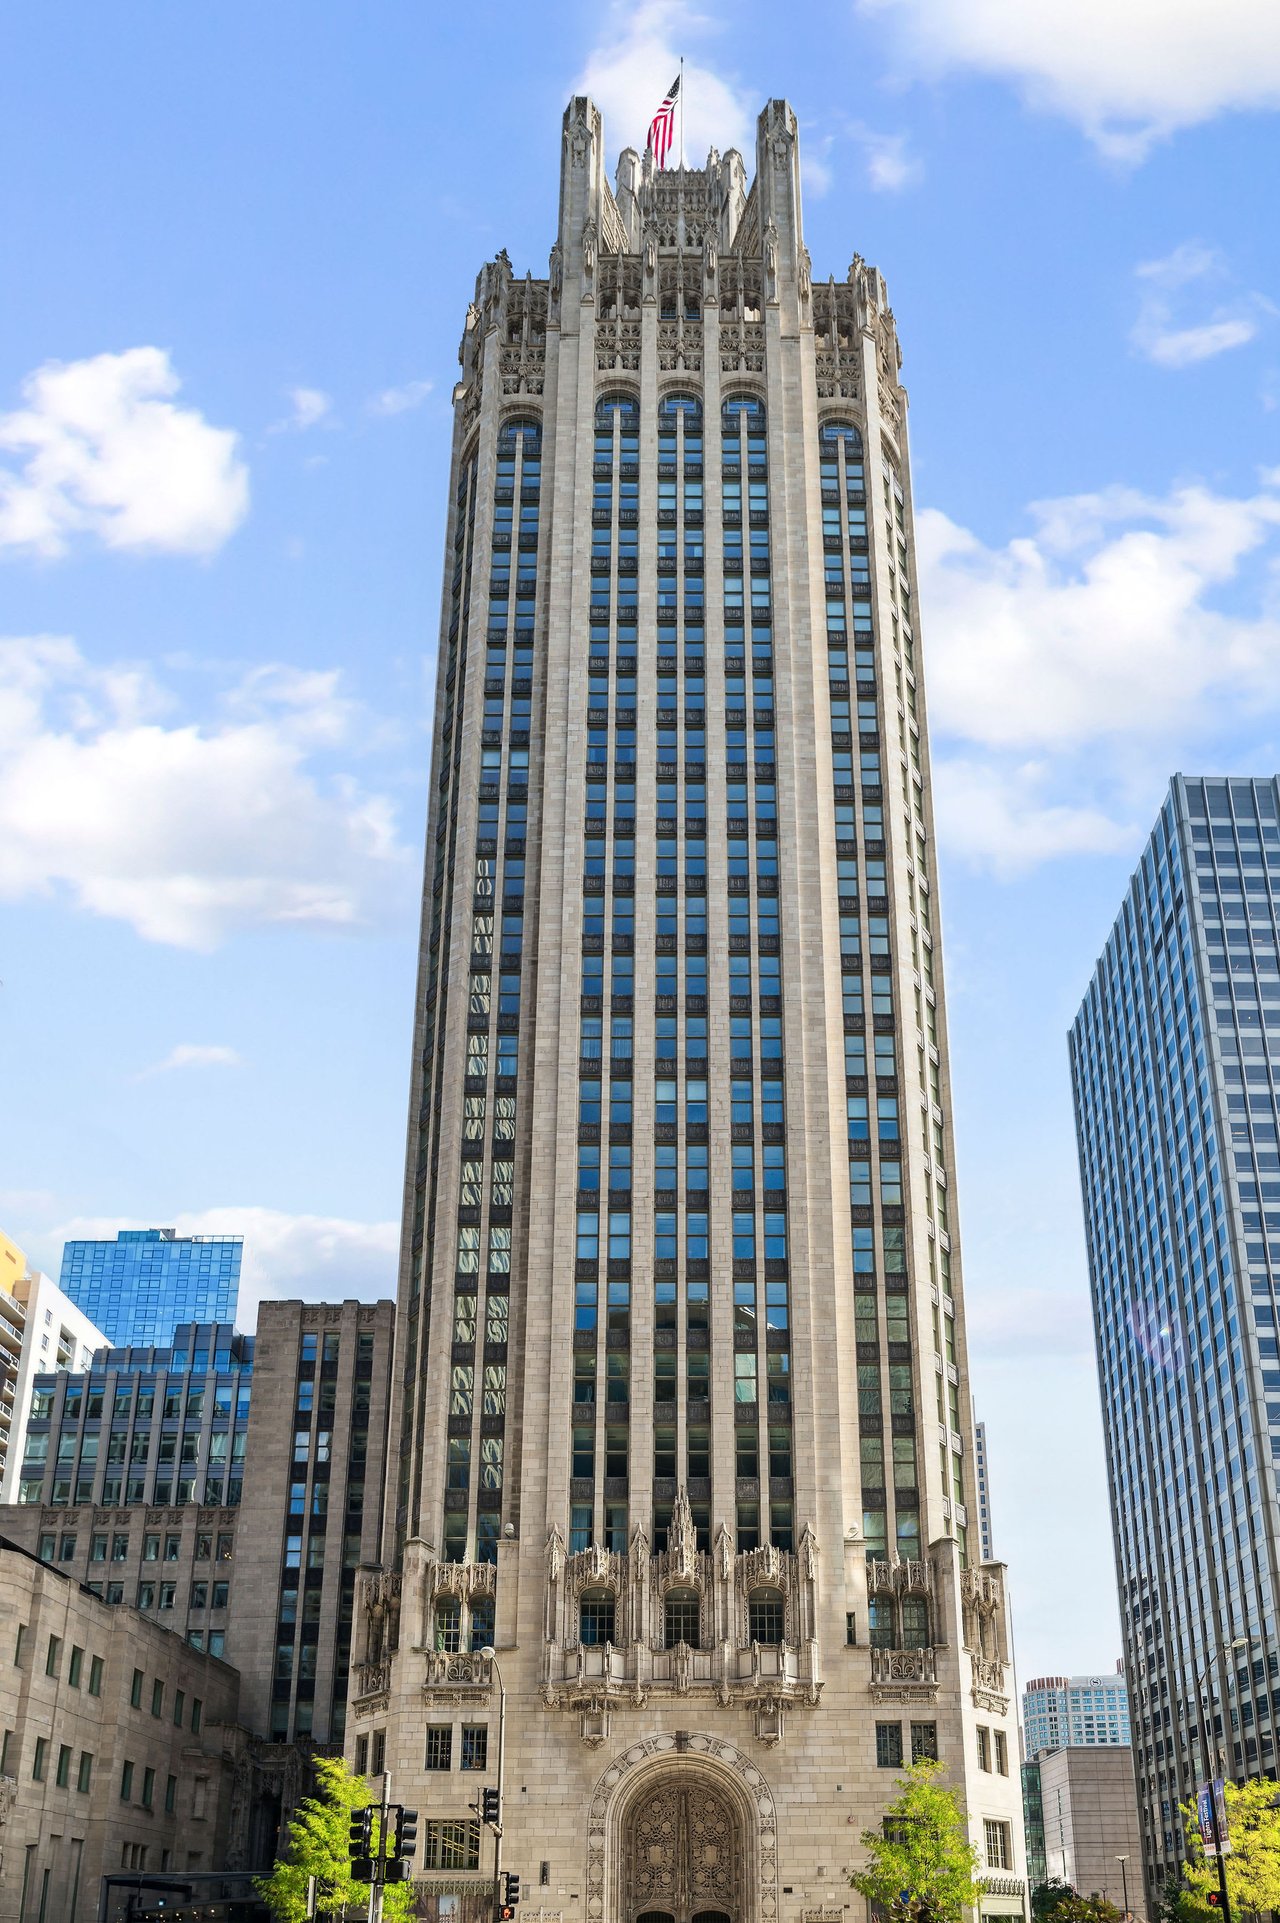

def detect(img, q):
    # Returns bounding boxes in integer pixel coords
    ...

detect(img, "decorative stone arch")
[586,1734,778,1923]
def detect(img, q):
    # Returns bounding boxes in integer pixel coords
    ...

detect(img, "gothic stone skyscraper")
[351,97,1026,1921]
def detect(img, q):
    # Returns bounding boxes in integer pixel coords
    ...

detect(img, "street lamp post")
[1116,1855,1130,1921]
[480,1646,507,1923]
[1191,1638,1253,1923]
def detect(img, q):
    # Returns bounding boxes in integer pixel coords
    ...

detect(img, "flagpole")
[679,56,685,169]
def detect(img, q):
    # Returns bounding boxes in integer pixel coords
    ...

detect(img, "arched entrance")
[624,1773,742,1923]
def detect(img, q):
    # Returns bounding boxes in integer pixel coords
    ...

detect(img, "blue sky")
[1,0,1277,1687]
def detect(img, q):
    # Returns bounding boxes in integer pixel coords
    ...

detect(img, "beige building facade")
[0,1537,240,1922]
[351,96,1026,1923]
[1038,1749,1143,1911]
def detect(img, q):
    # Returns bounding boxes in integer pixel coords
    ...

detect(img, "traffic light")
[504,1871,522,1907]
[396,1807,419,1858]
[481,1785,501,1826]
[349,1806,373,1878]
[1206,1897,1221,1910]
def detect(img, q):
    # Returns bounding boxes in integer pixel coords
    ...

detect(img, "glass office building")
[59,1228,241,1346]
[1071,775,1280,1898]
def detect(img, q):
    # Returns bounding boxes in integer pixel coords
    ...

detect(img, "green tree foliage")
[256,1754,414,1921]
[1151,1870,1202,1923]
[1030,1887,1120,1923]
[1182,1778,1280,1917]
[1032,1880,1080,1921]
[850,1759,985,1923]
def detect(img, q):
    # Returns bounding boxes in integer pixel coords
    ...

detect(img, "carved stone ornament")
[548,241,563,316]
[585,1735,779,1923]
[764,220,779,301]
[546,1523,565,1583]
[667,1487,698,1578]
[581,216,597,285]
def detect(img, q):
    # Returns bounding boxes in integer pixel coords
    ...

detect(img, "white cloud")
[920,481,1280,753]
[850,125,922,191]
[0,348,248,558]
[31,1208,399,1329]
[136,1044,244,1080]
[0,635,412,948]
[368,379,434,417]
[933,759,1133,876]
[1131,242,1270,369]
[576,0,755,163]
[920,476,1280,869]
[271,386,333,433]
[857,0,1280,159]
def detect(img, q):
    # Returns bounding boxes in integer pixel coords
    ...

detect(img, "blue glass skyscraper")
[59,1228,242,1345]
[1071,776,1280,1900]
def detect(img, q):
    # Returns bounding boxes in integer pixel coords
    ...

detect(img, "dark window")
[579,1591,616,1647]
[876,1722,903,1768]
[748,1588,785,1646]
[664,1589,700,1649]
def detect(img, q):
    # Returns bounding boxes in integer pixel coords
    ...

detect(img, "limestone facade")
[353,94,1027,1923]
[0,1537,240,1923]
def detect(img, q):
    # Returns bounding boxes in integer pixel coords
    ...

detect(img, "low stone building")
[0,1536,241,1922]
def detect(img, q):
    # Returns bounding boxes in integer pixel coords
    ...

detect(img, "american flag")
[648,73,680,169]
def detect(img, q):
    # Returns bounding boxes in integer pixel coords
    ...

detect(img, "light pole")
[1116,1856,1130,1921]
[1191,1636,1253,1923]
[480,1646,507,1923]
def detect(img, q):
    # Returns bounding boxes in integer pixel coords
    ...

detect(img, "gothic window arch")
[497,415,542,451]
[596,392,640,428]
[664,1587,701,1649]
[818,418,863,453]
[723,393,765,427]
[747,1586,785,1646]
[434,1596,461,1652]
[580,1587,617,1647]
[658,392,703,425]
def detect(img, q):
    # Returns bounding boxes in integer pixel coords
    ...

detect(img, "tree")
[1150,1870,1202,1923]
[256,1753,415,1922]
[1029,1888,1120,1923]
[850,1758,985,1923]
[1181,1777,1280,1917]
[1032,1880,1079,1922]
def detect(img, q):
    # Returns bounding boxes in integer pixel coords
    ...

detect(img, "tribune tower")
[351,96,1026,1923]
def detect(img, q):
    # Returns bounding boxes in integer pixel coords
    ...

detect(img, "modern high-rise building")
[59,1228,241,1346]
[352,96,1025,1917]
[1022,1669,1130,1757]
[0,1232,105,1502]
[1071,775,1280,1898]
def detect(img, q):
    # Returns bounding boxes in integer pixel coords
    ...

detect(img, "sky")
[1,0,1278,1693]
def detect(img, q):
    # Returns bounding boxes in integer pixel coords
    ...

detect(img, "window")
[911,1722,938,1762]
[120,1760,134,1801]
[748,1588,784,1646]
[151,1678,164,1718]
[130,1668,144,1708]
[32,1737,48,1781]
[142,1765,156,1809]
[423,1820,482,1871]
[984,1820,1011,1871]
[88,1655,103,1696]
[78,1751,93,1792]
[976,1725,991,1772]
[461,1726,488,1772]
[664,1589,700,1649]
[994,1729,1008,1775]
[434,1600,461,1653]
[876,1722,903,1768]
[173,1690,185,1727]
[46,1635,61,1677]
[56,1743,72,1786]
[68,1645,83,1687]
[425,1727,453,1771]
[191,1698,202,1733]
[165,1774,176,1813]
[579,1591,616,1647]
[13,1624,26,1667]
